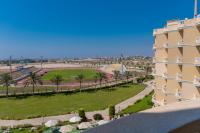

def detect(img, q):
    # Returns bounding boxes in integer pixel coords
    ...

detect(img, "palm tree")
[51,74,63,92]
[113,70,120,84]
[75,74,84,91]
[97,72,106,88]
[29,72,43,94]
[0,73,12,96]
[125,71,131,82]
[94,75,98,89]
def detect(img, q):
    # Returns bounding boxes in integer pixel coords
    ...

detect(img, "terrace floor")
[86,99,200,133]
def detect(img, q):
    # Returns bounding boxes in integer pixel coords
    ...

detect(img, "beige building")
[153,17,200,106]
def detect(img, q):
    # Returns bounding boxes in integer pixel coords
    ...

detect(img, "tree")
[51,74,63,92]
[109,105,115,119]
[125,71,131,82]
[94,75,98,89]
[29,72,43,94]
[78,109,87,122]
[113,70,120,84]
[97,72,106,87]
[0,73,12,96]
[75,74,84,91]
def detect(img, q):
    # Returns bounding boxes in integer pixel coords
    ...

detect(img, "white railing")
[196,37,200,45]
[175,89,181,99]
[176,73,182,82]
[177,22,184,30]
[161,85,167,93]
[193,76,200,87]
[194,57,200,66]
[162,73,168,79]
[163,43,169,48]
[177,41,184,47]
[162,58,168,63]
[176,57,182,64]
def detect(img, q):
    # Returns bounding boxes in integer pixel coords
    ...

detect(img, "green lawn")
[0,84,144,119]
[42,69,98,82]
[120,91,154,114]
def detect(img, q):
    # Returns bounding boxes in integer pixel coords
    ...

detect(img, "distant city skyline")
[0,0,197,58]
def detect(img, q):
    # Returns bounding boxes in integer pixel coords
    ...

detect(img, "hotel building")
[153,17,200,106]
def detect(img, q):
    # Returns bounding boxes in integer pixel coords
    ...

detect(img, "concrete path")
[0,81,154,127]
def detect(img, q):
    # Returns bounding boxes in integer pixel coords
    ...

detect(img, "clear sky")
[0,0,196,59]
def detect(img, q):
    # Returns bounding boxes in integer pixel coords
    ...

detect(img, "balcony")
[195,37,200,46]
[162,73,168,79]
[176,57,183,65]
[177,22,184,30]
[163,43,169,48]
[175,89,181,99]
[161,58,168,64]
[194,57,200,66]
[193,76,200,87]
[152,95,166,106]
[177,41,184,48]
[176,73,182,82]
[161,85,167,93]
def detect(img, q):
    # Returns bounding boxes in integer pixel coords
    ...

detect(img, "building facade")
[153,17,200,106]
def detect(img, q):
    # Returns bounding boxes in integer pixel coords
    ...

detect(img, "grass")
[0,83,144,120]
[42,69,98,82]
[120,91,154,115]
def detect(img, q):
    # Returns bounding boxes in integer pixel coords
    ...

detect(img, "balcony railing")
[161,85,167,93]
[163,43,169,48]
[177,41,184,48]
[176,73,182,82]
[195,37,200,46]
[162,73,168,79]
[194,57,200,66]
[175,89,181,99]
[176,57,183,64]
[152,95,166,106]
[193,76,200,87]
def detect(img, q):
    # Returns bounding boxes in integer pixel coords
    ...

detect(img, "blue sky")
[0,0,196,58]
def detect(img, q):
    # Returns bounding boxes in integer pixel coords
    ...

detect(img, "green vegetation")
[109,105,115,118]
[0,83,144,119]
[93,113,103,120]
[42,69,97,82]
[78,109,86,122]
[120,91,154,115]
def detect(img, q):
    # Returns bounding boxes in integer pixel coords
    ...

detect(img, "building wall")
[153,18,200,106]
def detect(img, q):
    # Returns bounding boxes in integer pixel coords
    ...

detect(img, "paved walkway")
[0,81,154,127]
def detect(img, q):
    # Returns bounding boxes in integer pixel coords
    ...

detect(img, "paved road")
[0,81,153,127]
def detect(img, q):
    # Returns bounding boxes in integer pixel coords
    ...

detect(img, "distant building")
[153,17,200,106]
[99,64,127,75]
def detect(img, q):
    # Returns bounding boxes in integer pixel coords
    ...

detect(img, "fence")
[0,78,134,97]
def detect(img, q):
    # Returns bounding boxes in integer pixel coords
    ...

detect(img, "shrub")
[109,105,115,118]
[93,114,103,120]
[136,77,145,83]
[78,109,87,122]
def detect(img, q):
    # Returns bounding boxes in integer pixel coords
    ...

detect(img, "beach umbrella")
[77,122,92,130]
[45,120,58,127]
[97,120,109,125]
[59,125,75,133]
[69,116,81,123]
